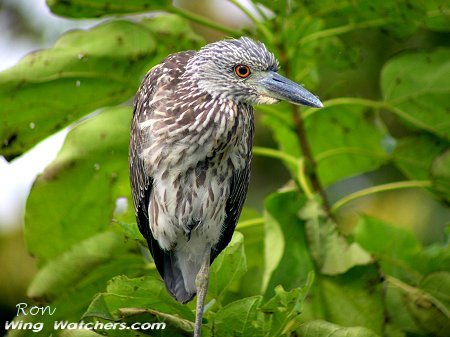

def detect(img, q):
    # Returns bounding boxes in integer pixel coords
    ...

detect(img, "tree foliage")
[1,0,449,336]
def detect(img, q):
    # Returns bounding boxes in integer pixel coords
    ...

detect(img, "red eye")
[234,64,251,78]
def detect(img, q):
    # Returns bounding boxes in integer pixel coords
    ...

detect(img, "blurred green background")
[0,0,449,336]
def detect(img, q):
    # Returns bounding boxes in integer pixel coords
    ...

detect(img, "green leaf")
[24,107,131,264]
[236,209,265,298]
[210,278,313,337]
[393,134,448,180]
[259,106,300,176]
[0,16,202,159]
[302,267,385,335]
[84,276,194,322]
[115,220,147,245]
[354,216,449,335]
[354,215,423,281]
[134,308,195,333]
[381,48,450,139]
[300,200,372,275]
[59,330,106,337]
[431,150,450,202]
[339,1,424,37]
[386,273,450,337]
[415,243,450,276]
[298,320,380,337]
[27,231,143,300]
[420,272,450,312]
[211,296,263,337]
[384,285,422,335]
[423,1,450,32]
[306,105,386,186]
[11,234,147,336]
[0,21,151,159]
[47,0,170,18]
[209,231,247,303]
[262,191,315,297]
[262,104,387,187]
[260,274,314,337]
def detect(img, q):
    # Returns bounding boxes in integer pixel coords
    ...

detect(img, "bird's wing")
[129,51,196,283]
[129,65,164,276]
[211,113,254,262]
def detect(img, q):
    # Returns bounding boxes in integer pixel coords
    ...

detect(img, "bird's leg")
[193,249,210,337]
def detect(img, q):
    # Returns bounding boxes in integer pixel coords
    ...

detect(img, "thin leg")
[193,249,210,337]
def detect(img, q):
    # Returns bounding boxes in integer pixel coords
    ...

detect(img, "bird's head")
[185,37,323,108]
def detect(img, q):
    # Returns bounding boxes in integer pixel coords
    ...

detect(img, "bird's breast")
[140,98,253,175]
[146,103,253,251]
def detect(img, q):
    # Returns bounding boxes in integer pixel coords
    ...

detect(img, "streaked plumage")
[129,37,322,332]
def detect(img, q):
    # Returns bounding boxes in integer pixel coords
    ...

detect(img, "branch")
[274,40,331,214]
[252,146,313,197]
[168,6,241,37]
[302,97,384,119]
[227,0,273,41]
[315,147,389,163]
[299,18,388,45]
[237,217,264,229]
[331,180,432,213]
[253,146,298,167]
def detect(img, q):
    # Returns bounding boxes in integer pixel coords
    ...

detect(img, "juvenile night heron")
[129,37,322,336]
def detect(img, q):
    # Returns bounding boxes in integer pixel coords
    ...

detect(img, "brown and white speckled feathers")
[129,50,254,303]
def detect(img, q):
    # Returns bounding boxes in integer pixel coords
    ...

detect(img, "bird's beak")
[258,71,323,108]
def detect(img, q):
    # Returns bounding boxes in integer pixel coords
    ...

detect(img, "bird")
[129,37,322,337]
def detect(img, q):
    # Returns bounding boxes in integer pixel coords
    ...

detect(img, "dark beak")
[259,71,323,108]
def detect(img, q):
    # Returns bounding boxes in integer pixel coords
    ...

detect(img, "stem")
[168,6,241,37]
[252,147,316,198]
[227,0,273,41]
[302,97,439,136]
[253,0,270,21]
[331,180,432,213]
[299,18,388,45]
[253,146,298,167]
[237,217,264,229]
[119,308,194,332]
[314,2,354,17]
[315,147,389,163]
[298,158,314,199]
[383,105,439,135]
[384,275,420,294]
[275,39,331,213]
[385,275,450,317]
[302,97,384,119]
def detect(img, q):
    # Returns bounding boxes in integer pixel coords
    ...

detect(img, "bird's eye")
[234,65,251,78]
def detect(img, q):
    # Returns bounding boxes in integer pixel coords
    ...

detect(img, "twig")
[168,6,241,37]
[275,41,332,214]
[331,180,432,212]
[227,0,273,41]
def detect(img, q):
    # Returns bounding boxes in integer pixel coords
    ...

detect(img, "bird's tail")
[163,251,197,304]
